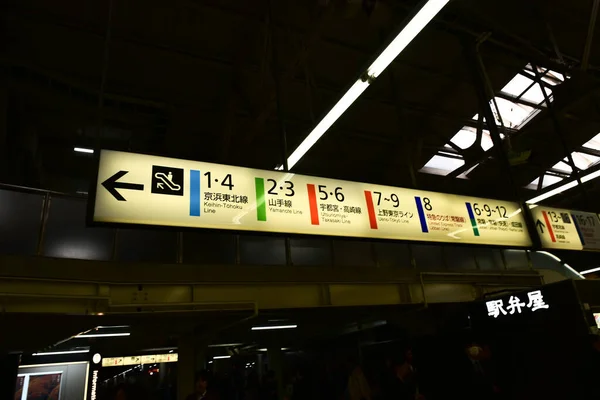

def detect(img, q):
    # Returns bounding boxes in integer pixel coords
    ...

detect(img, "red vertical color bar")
[542,211,556,242]
[306,184,320,225]
[364,190,378,229]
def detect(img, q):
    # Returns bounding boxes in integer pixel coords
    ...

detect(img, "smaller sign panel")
[156,353,178,363]
[123,356,141,366]
[141,355,157,364]
[529,206,600,251]
[102,357,124,367]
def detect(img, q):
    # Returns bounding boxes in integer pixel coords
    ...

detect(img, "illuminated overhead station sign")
[102,353,178,367]
[91,150,532,247]
[529,206,600,251]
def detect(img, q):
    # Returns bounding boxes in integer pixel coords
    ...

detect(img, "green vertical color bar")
[255,177,267,221]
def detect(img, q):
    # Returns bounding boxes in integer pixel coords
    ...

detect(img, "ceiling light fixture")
[74,333,131,338]
[251,324,297,331]
[580,266,600,275]
[74,147,94,154]
[32,349,90,356]
[526,167,600,204]
[526,179,579,204]
[213,355,231,360]
[280,0,450,170]
[96,325,131,329]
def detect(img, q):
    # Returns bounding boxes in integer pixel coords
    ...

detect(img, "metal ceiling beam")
[531,63,588,206]
[582,0,600,71]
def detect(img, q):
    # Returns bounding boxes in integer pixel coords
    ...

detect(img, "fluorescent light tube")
[580,266,600,275]
[208,343,243,348]
[367,0,450,78]
[213,355,231,359]
[526,179,579,204]
[96,325,131,329]
[251,324,297,331]
[581,169,600,183]
[74,147,94,154]
[286,80,369,170]
[75,333,131,338]
[32,350,90,356]
[282,0,449,170]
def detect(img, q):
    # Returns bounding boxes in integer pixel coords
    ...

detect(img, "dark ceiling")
[3,0,600,210]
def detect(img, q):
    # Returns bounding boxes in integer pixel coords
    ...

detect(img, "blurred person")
[185,370,218,400]
[346,357,372,400]
[385,349,425,400]
[459,341,501,400]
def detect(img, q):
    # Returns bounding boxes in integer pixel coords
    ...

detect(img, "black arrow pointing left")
[101,170,144,201]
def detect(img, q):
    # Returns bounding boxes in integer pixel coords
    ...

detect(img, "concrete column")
[267,346,284,400]
[177,335,195,400]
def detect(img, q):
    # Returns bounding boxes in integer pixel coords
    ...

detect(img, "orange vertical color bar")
[306,184,320,225]
[364,190,378,229]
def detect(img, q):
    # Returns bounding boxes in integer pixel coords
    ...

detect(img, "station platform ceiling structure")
[2,0,600,211]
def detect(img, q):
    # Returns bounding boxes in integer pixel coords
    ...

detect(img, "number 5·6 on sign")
[91,150,531,248]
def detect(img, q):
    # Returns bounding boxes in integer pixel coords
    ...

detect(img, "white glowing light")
[75,333,130,338]
[580,266,600,275]
[286,80,369,169]
[283,0,449,170]
[32,350,90,356]
[251,324,297,331]
[74,147,94,154]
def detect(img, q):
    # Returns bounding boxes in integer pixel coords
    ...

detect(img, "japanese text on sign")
[486,290,549,318]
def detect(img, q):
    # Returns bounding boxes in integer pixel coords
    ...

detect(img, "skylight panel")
[450,126,477,149]
[541,70,565,86]
[582,133,600,151]
[526,174,564,190]
[491,97,535,129]
[571,151,600,170]
[520,83,552,104]
[449,126,496,151]
[420,154,465,176]
[551,160,572,173]
[501,73,534,98]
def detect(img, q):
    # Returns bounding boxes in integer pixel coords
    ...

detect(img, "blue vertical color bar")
[571,213,585,246]
[465,202,480,236]
[190,170,201,217]
[414,196,429,233]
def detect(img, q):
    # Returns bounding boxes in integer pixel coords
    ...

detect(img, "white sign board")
[529,205,600,251]
[91,150,532,247]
